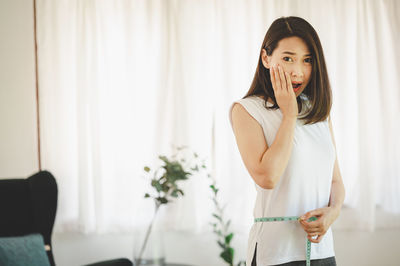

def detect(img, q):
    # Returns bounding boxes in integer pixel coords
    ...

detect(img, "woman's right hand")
[270,64,298,118]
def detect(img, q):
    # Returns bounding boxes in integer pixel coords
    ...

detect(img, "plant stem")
[136,202,161,266]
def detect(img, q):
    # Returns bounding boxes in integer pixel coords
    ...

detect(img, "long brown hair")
[244,16,332,125]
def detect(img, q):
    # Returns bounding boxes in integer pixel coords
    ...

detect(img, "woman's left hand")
[298,207,340,243]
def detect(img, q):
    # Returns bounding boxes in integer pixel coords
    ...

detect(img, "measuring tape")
[254,216,318,266]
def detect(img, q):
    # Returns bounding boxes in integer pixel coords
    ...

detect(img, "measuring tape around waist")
[254,216,318,266]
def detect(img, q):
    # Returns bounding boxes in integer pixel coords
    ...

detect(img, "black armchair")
[0,171,132,266]
[0,170,57,265]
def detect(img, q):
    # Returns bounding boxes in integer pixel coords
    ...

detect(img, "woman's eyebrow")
[282,51,312,57]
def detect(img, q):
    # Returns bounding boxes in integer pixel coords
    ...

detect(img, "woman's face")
[262,36,312,97]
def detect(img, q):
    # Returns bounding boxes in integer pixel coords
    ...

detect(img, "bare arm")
[231,103,296,189]
[327,116,345,214]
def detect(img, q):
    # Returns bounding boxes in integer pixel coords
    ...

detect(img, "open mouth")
[292,83,302,91]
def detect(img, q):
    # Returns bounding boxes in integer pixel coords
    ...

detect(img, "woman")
[229,16,345,266]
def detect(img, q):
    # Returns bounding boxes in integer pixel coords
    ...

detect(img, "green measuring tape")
[254,216,318,266]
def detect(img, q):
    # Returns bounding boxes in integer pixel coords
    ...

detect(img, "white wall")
[0,0,38,178]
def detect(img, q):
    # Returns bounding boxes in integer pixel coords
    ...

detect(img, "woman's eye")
[283,57,293,62]
[304,58,312,63]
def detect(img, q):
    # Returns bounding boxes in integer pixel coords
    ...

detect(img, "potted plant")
[134,145,207,266]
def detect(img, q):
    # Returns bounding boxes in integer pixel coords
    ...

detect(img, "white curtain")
[37,0,400,234]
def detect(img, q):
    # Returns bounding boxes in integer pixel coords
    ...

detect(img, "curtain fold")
[37,0,400,234]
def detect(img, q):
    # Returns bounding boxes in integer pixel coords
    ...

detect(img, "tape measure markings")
[254,216,318,266]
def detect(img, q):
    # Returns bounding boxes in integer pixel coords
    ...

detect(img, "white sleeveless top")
[229,94,336,266]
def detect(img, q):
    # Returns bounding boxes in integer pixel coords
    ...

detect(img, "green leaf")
[171,190,178,198]
[225,233,233,245]
[151,180,163,192]
[171,189,183,198]
[144,166,151,172]
[161,182,170,193]
[157,197,168,204]
[144,193,150,198]
[220,247,234,264]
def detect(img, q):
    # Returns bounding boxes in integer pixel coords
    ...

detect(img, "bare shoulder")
[231,102,259,128]
[230,101,266,146]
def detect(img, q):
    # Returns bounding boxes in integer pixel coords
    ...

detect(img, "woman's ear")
[261,49,271,69]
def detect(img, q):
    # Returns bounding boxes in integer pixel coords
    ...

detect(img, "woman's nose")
[291,66,304,79]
